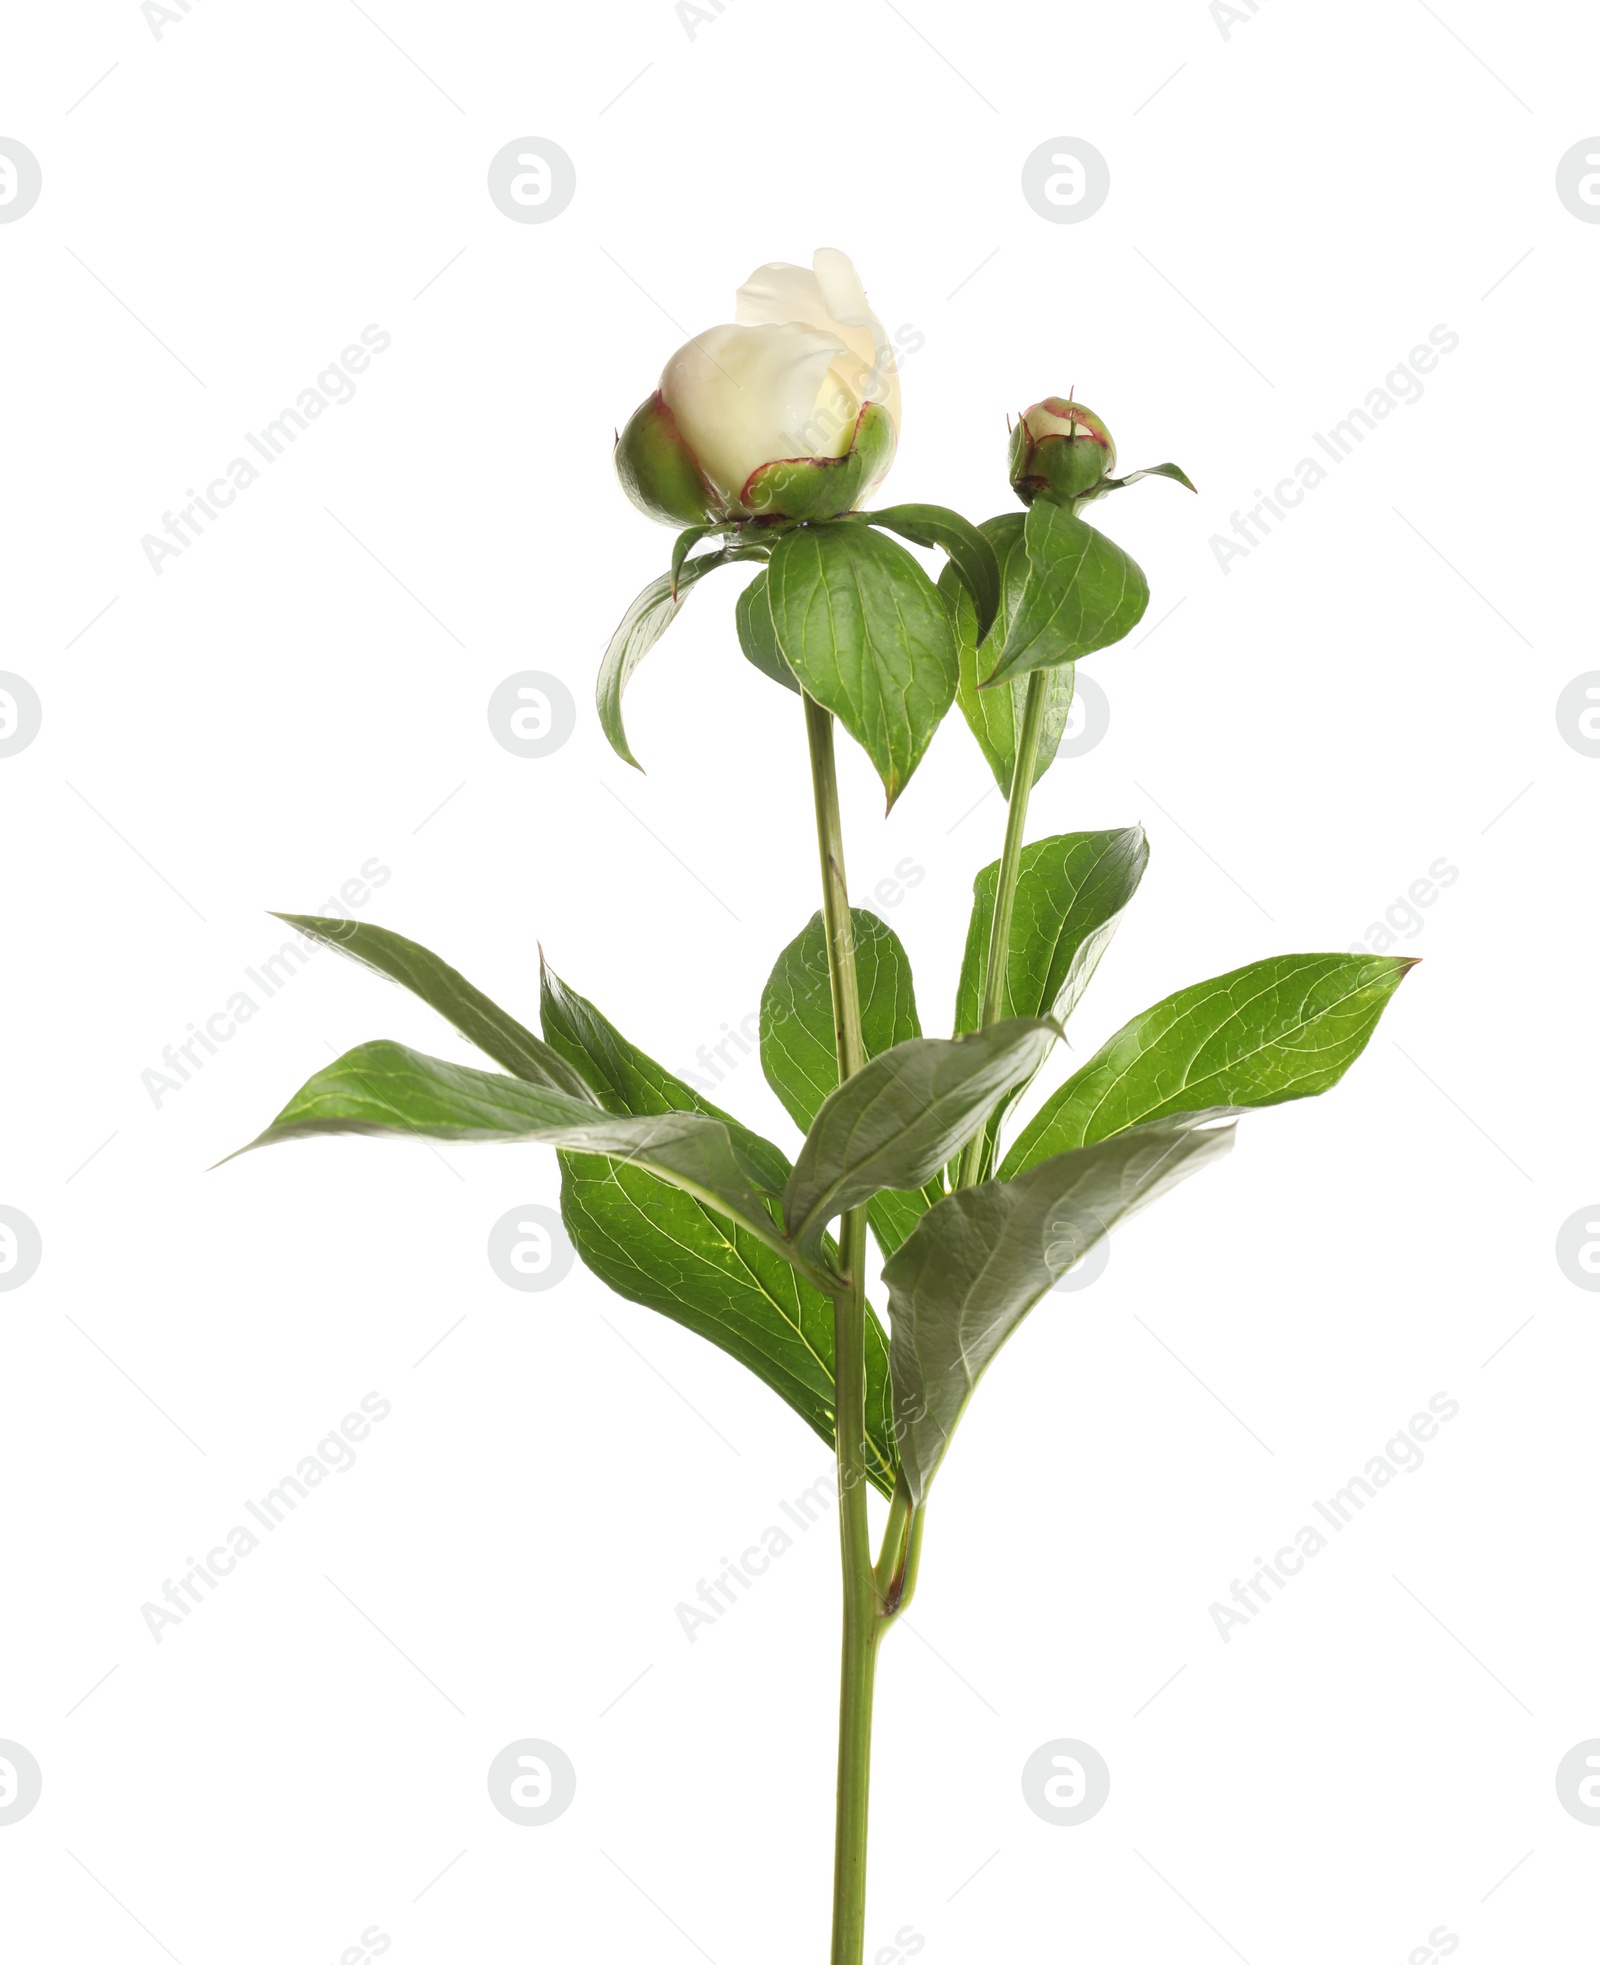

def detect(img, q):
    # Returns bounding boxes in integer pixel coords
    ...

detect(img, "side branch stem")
[955,667,1050,1188]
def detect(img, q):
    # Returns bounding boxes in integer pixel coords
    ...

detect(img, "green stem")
[955,668,1050,1188]
[804,693,879,1965]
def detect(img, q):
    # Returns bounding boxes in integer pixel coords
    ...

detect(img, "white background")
[2,2,1597,1959]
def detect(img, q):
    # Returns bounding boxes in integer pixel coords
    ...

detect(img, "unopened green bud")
[1008,397,1116,506]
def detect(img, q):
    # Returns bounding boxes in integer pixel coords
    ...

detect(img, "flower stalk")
[803,691,883,1965]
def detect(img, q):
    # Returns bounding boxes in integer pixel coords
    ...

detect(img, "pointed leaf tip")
[1002,951,1418,1179]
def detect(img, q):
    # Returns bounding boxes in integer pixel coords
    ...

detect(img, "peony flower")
[615,248,900,525]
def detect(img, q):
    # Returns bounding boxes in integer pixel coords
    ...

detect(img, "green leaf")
[784,1019,1059,1260]
[541,957,791,1196]
[540,961,898,1495]
[952,827,1150,1180]
[884,1121,1235,1502]
[766,521,959,809]
[954,828,1149,1035]
[275,914,596,1101]
[235,1039,780,1233]
[1086,461,1198,500]
[939,514,1076,794]
[1002,953,1418,1178]
[983,499,1149,689]
[599,543,767,770]
[856,504,1002,647]
[759,908,941,1258]
[734,567,800,694]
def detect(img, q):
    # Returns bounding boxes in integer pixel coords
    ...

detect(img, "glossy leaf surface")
[785,1020,1059,1259]
[541,963,899,1494]
[1003,953,1417,1176]
[767,522,959,808]
[985,499,1149,688]
[277,914,594,1100]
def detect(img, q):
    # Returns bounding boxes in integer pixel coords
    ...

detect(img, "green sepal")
[615,391,724,529]
[741,402,896,522]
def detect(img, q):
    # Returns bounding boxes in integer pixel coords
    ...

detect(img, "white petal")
[814,246,900,435]
[1025,403,1098,442]
[812,248,871,325]
[736,260,829,331]
[659,321,849,497]
[736,250,896,430]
